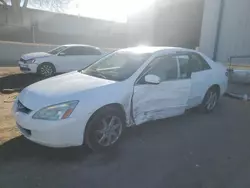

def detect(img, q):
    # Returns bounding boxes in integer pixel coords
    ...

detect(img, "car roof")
[62,44,100,49]
[119,46,196,55]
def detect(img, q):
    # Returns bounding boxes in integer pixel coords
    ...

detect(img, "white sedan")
[18,44,109,77]
[13,47,228,151]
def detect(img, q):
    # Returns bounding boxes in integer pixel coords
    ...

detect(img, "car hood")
[21,52,51,60]
[18,71,116,110]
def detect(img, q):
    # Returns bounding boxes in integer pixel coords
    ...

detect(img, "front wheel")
[37,63,55,77]
[85,108,125,152]
[200,88,219,113]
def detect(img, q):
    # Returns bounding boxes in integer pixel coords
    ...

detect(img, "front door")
[132,55,191,125]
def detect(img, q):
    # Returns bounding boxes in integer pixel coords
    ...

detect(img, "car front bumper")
[12,101,84,148]
[18,61,38,73]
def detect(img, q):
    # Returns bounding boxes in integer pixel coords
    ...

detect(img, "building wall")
[153,0,204,49]
[199,0,250,62]
[217,0,250,62]
[127,0,204,49]
[0,41,55,66]
[199,0,222,59]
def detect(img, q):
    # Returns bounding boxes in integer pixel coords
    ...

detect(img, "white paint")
[188,70,212,108]
[13,46,228,148]
[18,44,107,74]
[22,52,51,60]
[18,71,116,111]
[133,79,191,125]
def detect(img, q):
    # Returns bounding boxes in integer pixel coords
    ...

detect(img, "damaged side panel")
[132,80,191,125]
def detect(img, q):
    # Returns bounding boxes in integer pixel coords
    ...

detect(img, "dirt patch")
[0,67,45,144]
[0,67,20,77]
[0,93,20,144]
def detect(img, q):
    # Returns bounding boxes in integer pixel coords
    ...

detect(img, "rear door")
[186,53,213,108]
[54,47,82,72]
[77,47,104,69]
[132,55,191,125]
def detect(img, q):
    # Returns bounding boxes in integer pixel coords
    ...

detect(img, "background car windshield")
[81,51,152,81]
[48,46,68,55]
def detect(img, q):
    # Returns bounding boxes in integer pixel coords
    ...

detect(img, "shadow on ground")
[0,73,45,92]
[0,131,135,164]
[0,136,94,162]
[0,121,158,164]
[228,83,250,95]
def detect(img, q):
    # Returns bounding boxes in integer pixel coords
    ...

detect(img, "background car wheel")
[200,86,220,113]
[37,62,55,77]
[85,107,125,152]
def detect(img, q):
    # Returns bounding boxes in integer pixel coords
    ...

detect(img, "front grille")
[19,67,31,71]
[20,58,26,63]
[17,100,32,114]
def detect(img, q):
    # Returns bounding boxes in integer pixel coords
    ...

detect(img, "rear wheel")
[200,87,219,113]
[85,108,125,152]
[37,63,55,77]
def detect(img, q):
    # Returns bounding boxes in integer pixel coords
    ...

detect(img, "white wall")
[199,0,222,59]
[0,41,55,66]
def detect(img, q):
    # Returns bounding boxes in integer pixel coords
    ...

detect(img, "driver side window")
[138,56,178,84]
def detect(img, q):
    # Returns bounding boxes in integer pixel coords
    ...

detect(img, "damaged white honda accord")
[13,47,228,151]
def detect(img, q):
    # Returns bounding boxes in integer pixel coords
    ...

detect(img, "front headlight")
[26,59,36,64]
[32,101,79,120]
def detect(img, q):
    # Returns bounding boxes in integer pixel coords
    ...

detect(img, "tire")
[200,87,219,113]
[37,63,56,77]
[85,107,125,152]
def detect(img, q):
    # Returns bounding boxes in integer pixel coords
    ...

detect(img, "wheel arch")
[37,62,56,73]
[86,103,126,125]
[208,84,220,96]
[83,103,126,144]
[201,84,221,104]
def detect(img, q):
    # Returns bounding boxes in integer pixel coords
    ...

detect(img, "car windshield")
[80,51,152,81]
[48,46,68,55]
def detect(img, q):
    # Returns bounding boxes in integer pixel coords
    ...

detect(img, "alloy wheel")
[95,116,123,147]
[205,91,218,111]
[40,65,53,77]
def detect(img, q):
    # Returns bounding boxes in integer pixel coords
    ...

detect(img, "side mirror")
[58,52,66,56]
[145,74,161,84]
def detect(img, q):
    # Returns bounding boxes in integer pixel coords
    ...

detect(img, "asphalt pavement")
[1,97,250,188]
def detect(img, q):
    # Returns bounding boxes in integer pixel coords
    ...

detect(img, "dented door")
[132,80,191,125]
[132,55,191,125]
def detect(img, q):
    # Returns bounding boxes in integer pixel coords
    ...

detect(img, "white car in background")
[18,44,109,77]
[13,47,228,151]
